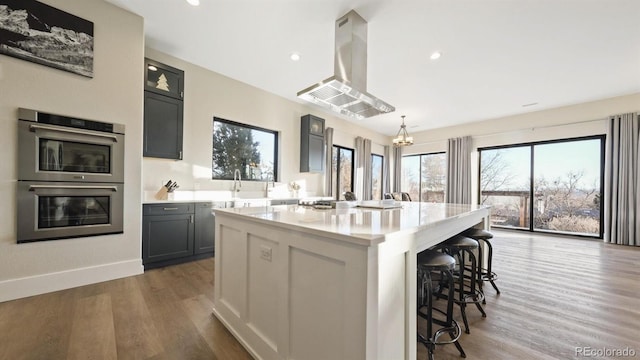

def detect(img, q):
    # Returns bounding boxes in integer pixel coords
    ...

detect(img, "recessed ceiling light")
[147,65,157,71]
[522,102,538,107]
[430,51,442,60]
[186,0,200,6]
[290,52,301,61]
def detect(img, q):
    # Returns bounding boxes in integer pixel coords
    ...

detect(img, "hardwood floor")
[417,230,640,360]
[1,231,639,359]
[0,259,251,360]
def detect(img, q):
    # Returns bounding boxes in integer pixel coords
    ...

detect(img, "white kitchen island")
[212,202,491,360]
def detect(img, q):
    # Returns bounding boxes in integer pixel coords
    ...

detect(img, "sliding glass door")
[401,152,446,203]
[479,136,604,238]
[479,146,531,230]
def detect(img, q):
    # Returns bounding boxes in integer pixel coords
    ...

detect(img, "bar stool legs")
[440,235,486,334]
[417,250,466,359]
[464,228,500,304]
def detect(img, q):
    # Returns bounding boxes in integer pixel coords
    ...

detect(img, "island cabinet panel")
[213,214,369,360]
[213,203,491,360]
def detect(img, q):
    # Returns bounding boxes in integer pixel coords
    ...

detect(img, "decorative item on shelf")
[393,115,414,147]
[155,180,179,200]
[288,181,301,198]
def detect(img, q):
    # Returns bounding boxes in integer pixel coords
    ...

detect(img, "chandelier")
[392,115,413,146]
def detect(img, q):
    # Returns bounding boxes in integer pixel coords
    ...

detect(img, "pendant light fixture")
[392,115,413,146]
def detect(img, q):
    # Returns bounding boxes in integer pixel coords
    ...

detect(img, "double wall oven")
[17,108,125,243]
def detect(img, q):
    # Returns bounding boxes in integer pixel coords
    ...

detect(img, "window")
[332,145,354,200]
[401,152,446,202]
[212,117,278,181]
[479,136,604,238]
[371,154,383,200]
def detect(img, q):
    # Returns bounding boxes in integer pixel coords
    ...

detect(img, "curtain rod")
[409,116,611,147]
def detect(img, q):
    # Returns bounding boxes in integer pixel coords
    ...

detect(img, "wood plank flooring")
[417,230,640,360]
[1,231,639,359]
[0,259,251,360]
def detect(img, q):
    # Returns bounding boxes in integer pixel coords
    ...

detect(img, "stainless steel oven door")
[17,182,124,243]
[18,120,125,183]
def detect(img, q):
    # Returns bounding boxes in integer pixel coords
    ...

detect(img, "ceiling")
[105,0,640,136]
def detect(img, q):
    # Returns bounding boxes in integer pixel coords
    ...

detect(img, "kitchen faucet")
[264,171,275,197]
[233,169,242,195]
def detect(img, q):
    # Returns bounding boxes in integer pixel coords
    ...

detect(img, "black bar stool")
[463,228,500,303]
[417,249,466,359]
[439,235,486,334]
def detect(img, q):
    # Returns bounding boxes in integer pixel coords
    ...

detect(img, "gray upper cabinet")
[143,58,184,160]
[145,58,184,100]
[300,114,325,173]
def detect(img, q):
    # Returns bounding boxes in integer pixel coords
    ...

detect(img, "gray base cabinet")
[143,202,214,269]
[194,202,215,254]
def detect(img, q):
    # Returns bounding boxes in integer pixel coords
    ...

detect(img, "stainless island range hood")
[297,10,395,119]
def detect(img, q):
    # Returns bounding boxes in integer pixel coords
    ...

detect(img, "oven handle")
[29,185,119,192]
[29,124,119,142]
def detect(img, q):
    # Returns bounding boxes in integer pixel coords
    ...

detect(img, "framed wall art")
[0,0,94,77]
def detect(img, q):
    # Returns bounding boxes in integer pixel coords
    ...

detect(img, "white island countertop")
[215,202,490,247]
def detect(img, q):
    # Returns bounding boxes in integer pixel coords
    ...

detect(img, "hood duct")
[297,10,395,119]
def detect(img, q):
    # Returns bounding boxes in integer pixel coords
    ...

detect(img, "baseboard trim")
[0,259,144,302]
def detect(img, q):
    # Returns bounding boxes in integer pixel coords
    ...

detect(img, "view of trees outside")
[480,147,531,230]
[401,153,446,203]
[212,119,276,180]
[371,154,383,200]
[332,146,354,200]
[479,137,603,237]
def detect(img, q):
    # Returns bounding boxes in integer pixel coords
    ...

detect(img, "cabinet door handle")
[163,207,179,211]
[190,215,194,223]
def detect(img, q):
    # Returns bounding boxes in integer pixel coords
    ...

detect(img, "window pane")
[332,146,354,200]
[371,154,383,200]
[212,118,277,180]
[332,147,338,197]
[420,153,446,203]
[339,148,353,198]
[401,155,420,201]
[533,139,601,236]
[480,147,531,229]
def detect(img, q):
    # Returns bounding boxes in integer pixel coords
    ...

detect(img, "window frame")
[212,117,279,181]
[477,135,605,239]
[401,151,447,203]
[332,145,355,200]
[370,153,384,200]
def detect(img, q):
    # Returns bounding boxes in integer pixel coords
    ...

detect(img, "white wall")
[397,93,640,203]
[143,48,389,199]
[0,0,144,302]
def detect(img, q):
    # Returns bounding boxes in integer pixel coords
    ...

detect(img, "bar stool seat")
[417,250,466,360]
[439,235,486,334]
[463,228,500,300]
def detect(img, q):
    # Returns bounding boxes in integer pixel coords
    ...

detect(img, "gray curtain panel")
[324,127,334,197]
[383,145,391,194]
[363,139,372,200]
[605,112,640,246]
[393,146,403,192]
[446,136,472,204]
[353,137,372,200]
[354,136,365,200]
